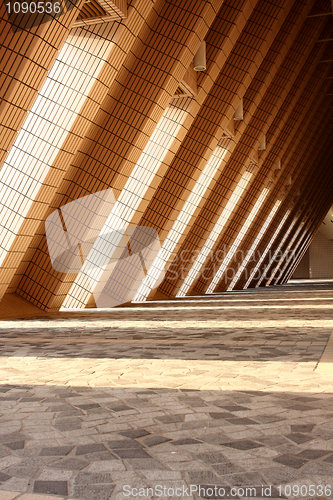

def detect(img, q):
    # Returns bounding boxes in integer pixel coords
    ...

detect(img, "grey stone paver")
[0,282,333,498]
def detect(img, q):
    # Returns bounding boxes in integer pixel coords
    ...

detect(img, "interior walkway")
[0,281,332,499]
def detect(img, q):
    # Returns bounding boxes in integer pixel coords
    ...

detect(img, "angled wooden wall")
[0,0,332,311]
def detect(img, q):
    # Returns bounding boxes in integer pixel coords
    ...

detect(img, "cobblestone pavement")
[0,281,333,499]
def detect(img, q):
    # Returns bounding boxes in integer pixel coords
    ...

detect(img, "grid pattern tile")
[0,0,333,311]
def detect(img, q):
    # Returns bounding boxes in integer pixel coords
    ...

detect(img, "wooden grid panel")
[196,22,333,293]
[0,0,333,310]
[245,57,333,288]
[157,1,326,298]
[0,22,121,298]
[282,191,333,283]
[62,96,192,309]
[247,110,333,290]
[272,155,333,286]
[272,165,333,286]
[13,0,220,310]
[74,0,126,27]
[2,0,162,300]
[231,104,333,290]
[210,33,333,292]
[24,0,254,307]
